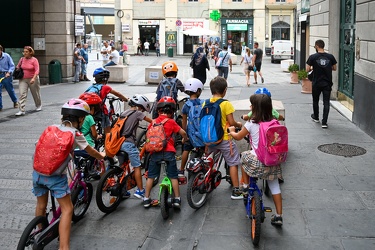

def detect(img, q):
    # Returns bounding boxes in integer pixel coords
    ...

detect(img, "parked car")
[271,40,294,63]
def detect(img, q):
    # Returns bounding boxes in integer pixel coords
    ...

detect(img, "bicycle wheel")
[187,171,208,209]
[160,185,170,220]
[250,191,262,246]
[17,216,49,250]
[71,183,93,222]
[96,168,125,214]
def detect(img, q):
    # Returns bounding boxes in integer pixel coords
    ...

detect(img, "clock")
[117,10,124,18]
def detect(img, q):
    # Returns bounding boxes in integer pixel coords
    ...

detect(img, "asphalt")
[1,52,375,250]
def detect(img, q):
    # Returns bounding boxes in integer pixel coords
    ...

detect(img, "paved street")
[1,52,375,250]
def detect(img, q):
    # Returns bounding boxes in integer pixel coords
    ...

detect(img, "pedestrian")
[120,41,128,65]
[32,98,105,250]
[0,45,18,111]
[15,46,42,116]
[306,39,337,129]
[143,96,188,208]
[144,40,150,56]
[228,93,284,226]
[80,43,90,81]
[155,40,160,57]
[73,43,84,83]
[240,47,254,87]
[212,42,222,64]
[204,76,243,199]
[137,38,143,55]
[103,46,120,67]
[87,39,92,53]
[216,45,232,80]
[100,41,112,65]
[190,47,210,85]
[252,42,264,84]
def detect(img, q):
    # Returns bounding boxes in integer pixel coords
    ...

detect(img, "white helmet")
[184,78,204,93]
[129,94,151,112]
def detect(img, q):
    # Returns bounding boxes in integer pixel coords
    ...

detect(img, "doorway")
[139,26,158,50]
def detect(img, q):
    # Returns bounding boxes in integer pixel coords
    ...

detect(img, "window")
[271,21,290,41]
[145,0,154,1]
[189,0,198,1]
[276,0,286,2]
[232,0,243,2]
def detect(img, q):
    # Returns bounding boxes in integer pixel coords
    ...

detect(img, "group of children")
[31,61,284,249]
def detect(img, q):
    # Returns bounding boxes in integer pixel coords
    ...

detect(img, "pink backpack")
[252,119,288,166]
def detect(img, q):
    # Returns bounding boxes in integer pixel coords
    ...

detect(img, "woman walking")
[190,47,210,85]
[240,47,254,87]
[15,46,42,116]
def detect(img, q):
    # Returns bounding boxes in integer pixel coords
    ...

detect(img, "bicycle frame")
[246,177,264,216]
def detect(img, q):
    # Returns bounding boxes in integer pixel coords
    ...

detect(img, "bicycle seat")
[116,150,129,165]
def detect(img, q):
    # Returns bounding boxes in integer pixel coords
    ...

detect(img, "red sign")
[176,20,182,26]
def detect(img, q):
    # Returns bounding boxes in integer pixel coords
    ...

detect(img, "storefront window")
[271,21,290,42]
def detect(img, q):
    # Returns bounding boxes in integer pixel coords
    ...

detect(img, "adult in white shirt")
[104,47,120,67]
[239,47,254,87]
[100,41,112,65]
[144,40,150,56]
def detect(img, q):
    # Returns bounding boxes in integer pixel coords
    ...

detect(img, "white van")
[271,40,294,63]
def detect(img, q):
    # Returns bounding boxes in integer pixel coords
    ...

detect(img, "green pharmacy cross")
[210,10,221,22]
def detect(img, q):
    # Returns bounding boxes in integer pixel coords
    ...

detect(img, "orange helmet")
[79,92,102,105]
[162,61,178,76]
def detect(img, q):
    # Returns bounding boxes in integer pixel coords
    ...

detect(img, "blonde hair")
[24,46,35,56]
[246,47,251,56]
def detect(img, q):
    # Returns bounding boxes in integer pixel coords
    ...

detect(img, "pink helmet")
[61,98,90,117]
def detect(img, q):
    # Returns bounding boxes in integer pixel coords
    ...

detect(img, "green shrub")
[288,64,299,72]
[297,69,308,80]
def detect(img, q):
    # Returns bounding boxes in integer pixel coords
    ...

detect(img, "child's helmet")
[129,94,151,112]
[78,92,102,105]
[93,67,110,83]
[184,78,203,93]
[61,98,90,117]
[254,87,271,97]
[162,61,178,76]
[157,96,176,111]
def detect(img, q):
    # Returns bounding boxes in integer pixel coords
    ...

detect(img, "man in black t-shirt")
[306,39,337,129]
[252,42,264,84]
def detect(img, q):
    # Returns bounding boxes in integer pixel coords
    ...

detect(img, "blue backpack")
[85,84,103,97]
[157,78,178,102]
[186,99,204,148]
[199,98,226,146]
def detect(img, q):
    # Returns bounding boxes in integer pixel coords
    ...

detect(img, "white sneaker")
[36,106,42,111]
[15,111,25,116]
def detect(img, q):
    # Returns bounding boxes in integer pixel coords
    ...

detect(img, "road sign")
[210,10,221,22]
[176,20,182,26]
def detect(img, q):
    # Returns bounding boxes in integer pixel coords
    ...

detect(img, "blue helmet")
[93,67,110,83]
[254,87,271,97]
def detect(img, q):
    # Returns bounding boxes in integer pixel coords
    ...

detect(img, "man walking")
[80,43,90,81]
[307,39,337,129]
[252,42,264,84]
[144,40,150,56]
[0,45,18,111]
[73,43,84,83]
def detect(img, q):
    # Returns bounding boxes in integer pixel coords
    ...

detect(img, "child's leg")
[56,194,73,250]
[171,178,180,197]
[180,150,190,172]
[229,165,240,187]
[35,193,48,217]
[134,167,143,190]
[241,167,249,185]
[267,179,282,215]
[144,177,154,198]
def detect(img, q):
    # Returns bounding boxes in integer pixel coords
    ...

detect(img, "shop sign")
[75,15,85,36]
[139,20,160,25]
[166,31,177,47]
[183,21,204,30]
[227,24,247,31]
[122,24,131,32]
[225,19,250,24]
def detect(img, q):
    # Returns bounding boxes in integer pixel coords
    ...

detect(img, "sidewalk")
[1,54,375,249]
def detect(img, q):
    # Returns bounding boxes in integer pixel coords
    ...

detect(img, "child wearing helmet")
[241,88,284,121]
[143,96,188,208]
[32,98,105,250]
[117,94,153,199]
[152,61,185,118]
[179,78,205,178]
[86,67,129,134]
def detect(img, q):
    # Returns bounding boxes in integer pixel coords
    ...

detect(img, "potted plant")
[298,69,312,94]
[288,64,299,84]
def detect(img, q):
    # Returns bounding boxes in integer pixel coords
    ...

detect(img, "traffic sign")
[176,20,182,26]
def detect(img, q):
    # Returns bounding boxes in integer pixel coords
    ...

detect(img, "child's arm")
[143,116,152,123]
[90,124,101,140]
[110,89,128,102]
[241,114,250,121]
[226,113,242,128]
[85,145,105,159]
[182,114,187,131]
[178,128,188,143]
[228,126,248,141]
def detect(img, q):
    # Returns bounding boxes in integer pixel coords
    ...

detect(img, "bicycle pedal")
[264,207,272,212]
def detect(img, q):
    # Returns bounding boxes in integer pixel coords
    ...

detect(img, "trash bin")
[48,59,62,84]
[167,47,173,57]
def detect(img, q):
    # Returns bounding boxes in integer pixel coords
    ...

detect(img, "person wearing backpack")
[143,96,188,208]
[179,78,205,178]
[86,67,129,134]
[32,99,105,250]
[201,76,243,200]
[152,61,185,118]
[118,94,152,199]
[228,94,284,226]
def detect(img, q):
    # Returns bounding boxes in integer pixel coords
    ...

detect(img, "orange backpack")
[144,118,170,152]
[105,110,136,158]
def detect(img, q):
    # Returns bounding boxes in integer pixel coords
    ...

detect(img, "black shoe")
[311,114,319,123]
[271,214,283,226]
[231,187,243,200]
[143,198,151,208]
[322,123,328,129]
[173,198,181,208]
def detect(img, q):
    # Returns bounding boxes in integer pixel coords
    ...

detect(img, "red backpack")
[144,118,170,152]
[252,119,288,166]
[33,125,77,176]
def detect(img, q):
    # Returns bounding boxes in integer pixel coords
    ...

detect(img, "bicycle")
[95,147,146,214]
[107,96,124,126]
[186,148,232,210]
[17,160,94,249]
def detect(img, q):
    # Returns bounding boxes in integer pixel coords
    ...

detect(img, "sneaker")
[36,106,42,111]
[178,170,185,178]
[143,198,151,208]
[122,190,131,199]
[134,188,145,199]
[254,82,258,85]
[270,214,283,226]
[311,114,319,123]
[231,187,243,200]
[15,111,25,116]
[261,77,264,83]
[322,123,328,129]
[173,198,181,208]
[14,102,19,108]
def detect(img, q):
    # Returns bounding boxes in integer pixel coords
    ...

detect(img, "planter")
[301,78,312,94]
[290,72,299,84]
